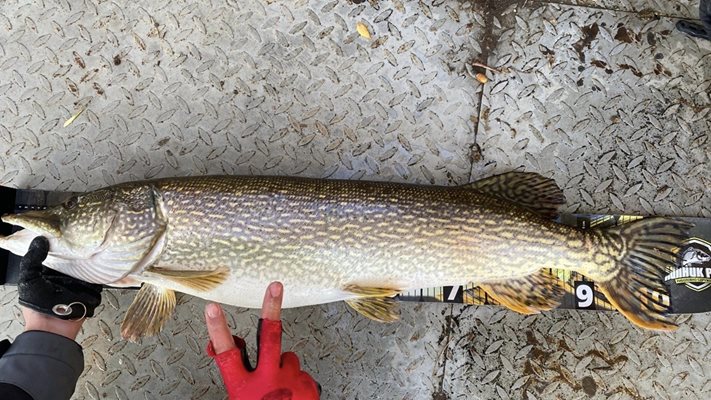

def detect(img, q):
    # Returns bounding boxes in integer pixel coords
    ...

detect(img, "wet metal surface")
[0,0,709,399]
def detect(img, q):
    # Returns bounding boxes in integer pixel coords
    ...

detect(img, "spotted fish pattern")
[0,173,692,339]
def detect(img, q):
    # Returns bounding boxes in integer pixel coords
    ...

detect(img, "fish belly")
[179,276,357,309]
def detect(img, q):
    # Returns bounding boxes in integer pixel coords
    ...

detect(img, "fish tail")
[590,217,692,331]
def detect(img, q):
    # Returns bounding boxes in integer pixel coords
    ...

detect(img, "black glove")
[18,237,103,320]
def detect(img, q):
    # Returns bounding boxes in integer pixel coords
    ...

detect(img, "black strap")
[0,186,17,285]
[0,339,11,357]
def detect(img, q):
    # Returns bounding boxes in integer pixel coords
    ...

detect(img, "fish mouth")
[1,211,62,238]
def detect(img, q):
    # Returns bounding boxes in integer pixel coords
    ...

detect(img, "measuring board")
[2,186,710,314]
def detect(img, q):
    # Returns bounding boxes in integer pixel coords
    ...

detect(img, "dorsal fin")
[463,172,565,219]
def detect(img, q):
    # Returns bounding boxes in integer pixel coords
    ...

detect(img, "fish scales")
[0,172,692,338]
[151,176,583,288]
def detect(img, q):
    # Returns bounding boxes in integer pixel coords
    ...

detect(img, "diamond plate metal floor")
[472,2,710,219]
[0,0,709,399]
[0,0,481,190]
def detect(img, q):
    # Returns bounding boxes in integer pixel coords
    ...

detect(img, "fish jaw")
[2,211,62,238]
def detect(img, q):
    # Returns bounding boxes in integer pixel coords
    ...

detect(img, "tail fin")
[596,218,692,331]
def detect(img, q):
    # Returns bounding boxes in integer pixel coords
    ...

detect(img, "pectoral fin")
[478,269,565,314]
[344,285,401,322]
[120,283,176,341]
[143,267,230,291]
[464,172,565,219]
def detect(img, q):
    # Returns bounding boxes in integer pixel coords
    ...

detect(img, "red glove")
[205,283,320,400]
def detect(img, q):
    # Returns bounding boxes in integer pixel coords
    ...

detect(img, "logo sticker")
[664,238,711,292]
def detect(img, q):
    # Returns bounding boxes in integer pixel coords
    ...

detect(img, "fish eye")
[64,196,79,210]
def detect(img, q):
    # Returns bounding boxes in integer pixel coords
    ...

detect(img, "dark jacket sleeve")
[0,331,84,400]
[0,383,33,400]
[702,0,711,33]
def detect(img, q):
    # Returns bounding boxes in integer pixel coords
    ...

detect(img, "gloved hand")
[205,282,320,400]
[18,237,103,320]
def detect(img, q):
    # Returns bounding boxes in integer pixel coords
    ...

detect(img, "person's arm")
[0,381,33,400]
[0,324,84,400]
[0,237,102,400]
[205,282,321,399]
[0,338,33,400]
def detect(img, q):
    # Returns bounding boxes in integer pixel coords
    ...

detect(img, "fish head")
[4,189,119,252]
[0,185,167,285]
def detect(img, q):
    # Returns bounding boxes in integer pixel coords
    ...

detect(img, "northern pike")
[0,173,690,340]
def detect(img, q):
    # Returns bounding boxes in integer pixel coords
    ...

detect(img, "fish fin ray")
[463,289,486,305]
[463,172,565,219]
[593,218,693,331]
[343,285,401,322]
[479,269,565,314]
[343,284,401,297]
[345,297,400,322]
[143,267,230,292]
[120,283,176,341]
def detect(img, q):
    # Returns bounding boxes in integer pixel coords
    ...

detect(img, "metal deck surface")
[0,0,709,399]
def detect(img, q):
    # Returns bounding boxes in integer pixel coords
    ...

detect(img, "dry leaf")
[475,73,488,84]
[356,22,371,40]
[63,107,86,127]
